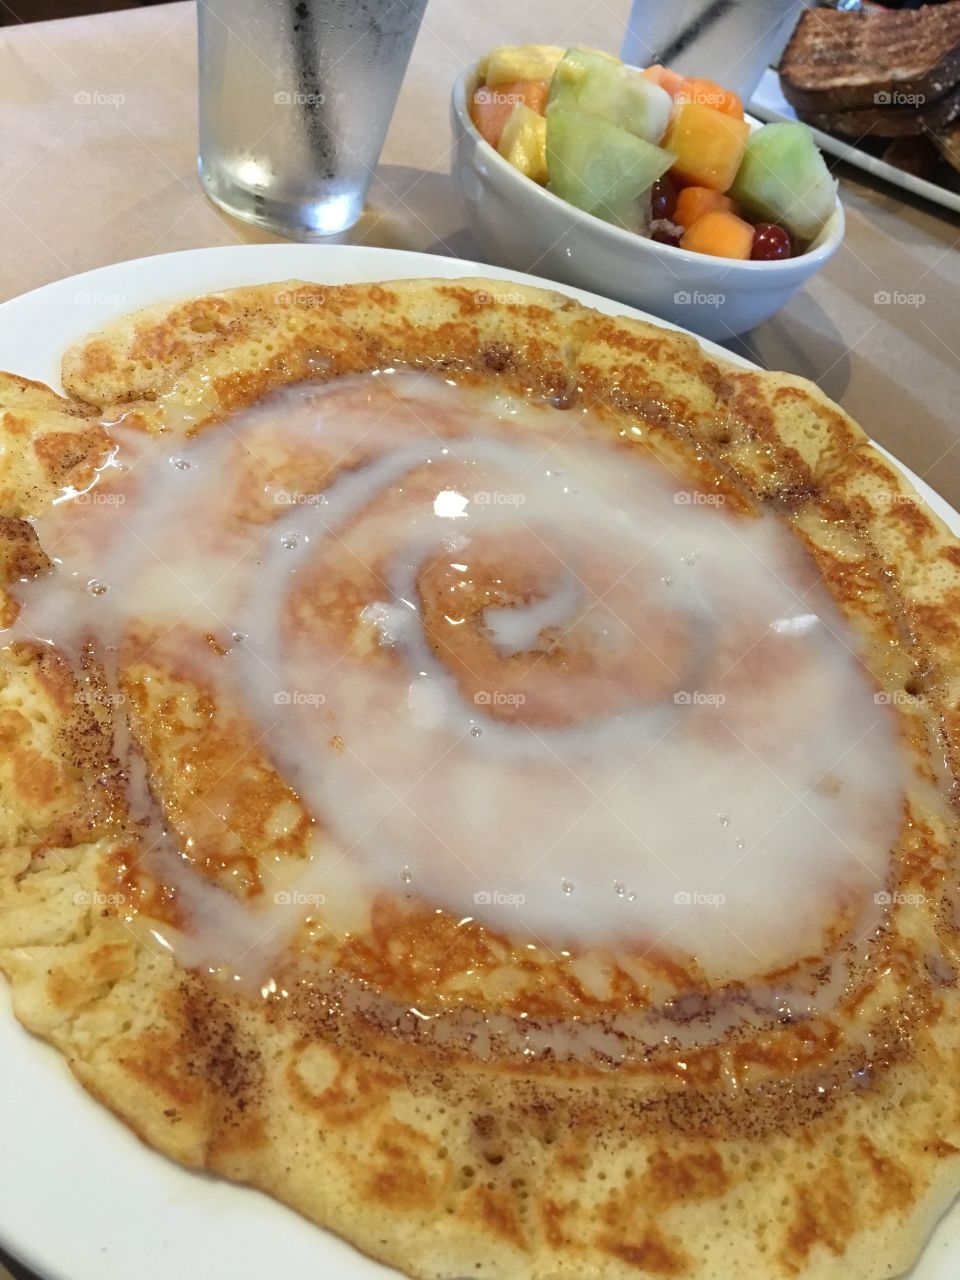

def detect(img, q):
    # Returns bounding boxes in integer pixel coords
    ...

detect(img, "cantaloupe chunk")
[674,185,739,229]
[517,81,549,115]
[471,80,550,148]
[680,209,754,258]
[641,64,686,97]
[663,102,750,191]
[675,77,743,118]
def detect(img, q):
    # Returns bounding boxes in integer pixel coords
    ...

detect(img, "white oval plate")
[0,244,957,1280]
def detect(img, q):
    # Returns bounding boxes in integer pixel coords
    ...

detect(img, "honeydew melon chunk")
[548,48,673,145]
[546,108,675,227]
[482,44,565,87]
[729,122,837,244]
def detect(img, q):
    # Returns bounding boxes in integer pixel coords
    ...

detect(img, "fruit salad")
[469,45,838,260]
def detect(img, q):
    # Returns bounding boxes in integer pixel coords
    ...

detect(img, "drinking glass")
[197,0,428,238]
[621,0,809,103]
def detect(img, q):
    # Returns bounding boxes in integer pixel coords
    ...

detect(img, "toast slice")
[802,79,960,139]
[933,118,960,171]
[780,2,960,114]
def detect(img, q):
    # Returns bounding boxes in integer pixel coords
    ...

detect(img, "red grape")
[751,223,792,260]
[650,175,678,221]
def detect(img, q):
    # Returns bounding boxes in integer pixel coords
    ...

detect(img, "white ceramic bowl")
[450,66,845,340]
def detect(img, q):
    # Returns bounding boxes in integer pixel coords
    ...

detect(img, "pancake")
[1,277,960,1280]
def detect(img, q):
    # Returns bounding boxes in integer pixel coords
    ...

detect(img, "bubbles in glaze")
[5,371,905,985]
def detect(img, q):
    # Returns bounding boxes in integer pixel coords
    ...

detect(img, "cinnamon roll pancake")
[1,278,959,1280]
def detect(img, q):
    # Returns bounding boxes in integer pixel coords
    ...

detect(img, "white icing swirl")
[5,371,905,989]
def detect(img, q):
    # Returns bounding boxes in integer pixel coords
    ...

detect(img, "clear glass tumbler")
[197,0,428,238]
[620,0,809,104]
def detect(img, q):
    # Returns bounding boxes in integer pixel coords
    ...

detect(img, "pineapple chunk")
[484,44,565,87]
[498,104,549,184]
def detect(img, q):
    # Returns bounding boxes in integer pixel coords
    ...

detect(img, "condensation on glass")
[197,0,428,238]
